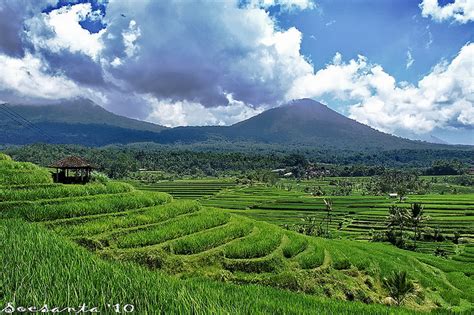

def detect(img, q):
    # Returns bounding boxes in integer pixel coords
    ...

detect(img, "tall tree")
[387,205,409,245]
[409,203,425,249]
[323,198,333,238]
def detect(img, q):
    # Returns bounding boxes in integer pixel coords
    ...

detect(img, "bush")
[91,171,110,184]
[0,153,12,160]
[333,259,351,270]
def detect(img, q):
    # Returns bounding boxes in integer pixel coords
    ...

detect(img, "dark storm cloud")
[42,50,106,86]
[0,0,54,56]
[102,0,310,108]
[0,3,25,56]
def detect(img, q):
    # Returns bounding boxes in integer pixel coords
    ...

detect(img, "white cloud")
[101,1,315,112]
[122,20,141,58]
[425,25,433,49]
[248,0,315,11]
[25,3,105,60]
[287,43,474,134]
[325,19,336,26]
[145,94,264,127]
[420,0,474,23]
[0,52,101,101]
[406,50,414,69]
[111,57,122,67]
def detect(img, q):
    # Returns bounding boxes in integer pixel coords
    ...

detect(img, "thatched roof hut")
[50,156,94,184]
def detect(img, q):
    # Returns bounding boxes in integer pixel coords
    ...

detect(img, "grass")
[1,219,415,315]
[1,155,473,313]
[0,181,134,202]
[168,216,254,254]
[115,208,230,249]
[48,200,201,237]
[223,222,283,259]
[3,191,171,221]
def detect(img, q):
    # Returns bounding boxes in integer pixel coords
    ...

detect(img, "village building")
[50,156,94,184]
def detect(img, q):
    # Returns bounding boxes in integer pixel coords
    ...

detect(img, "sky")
[0,0,472,144]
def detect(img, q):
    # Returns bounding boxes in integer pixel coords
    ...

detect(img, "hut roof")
[50,156,93,168]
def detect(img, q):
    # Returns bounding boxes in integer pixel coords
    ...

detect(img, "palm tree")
[409,203,425,249]
[387,205,409,244]
[323,198,333,238]
[383,271,415,306]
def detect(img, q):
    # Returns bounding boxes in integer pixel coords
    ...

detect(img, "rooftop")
[50,156,93,168]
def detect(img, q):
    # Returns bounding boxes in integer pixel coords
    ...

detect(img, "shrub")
[382,271,415,306]
[91,171,110,184]
[0,153,12,160]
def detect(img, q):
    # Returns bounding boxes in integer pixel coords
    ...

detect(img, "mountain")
[226,99,414,149]
[0,98,465,151]
[156,99,445,150]
[1,99,166,132]
[0,99,166,145]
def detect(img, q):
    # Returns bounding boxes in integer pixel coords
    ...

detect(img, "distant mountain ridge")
[1,99,166,133]
[0,98,468,150]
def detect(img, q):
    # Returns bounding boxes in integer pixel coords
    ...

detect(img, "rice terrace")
[1,150,473,314]
[1,0,474,314]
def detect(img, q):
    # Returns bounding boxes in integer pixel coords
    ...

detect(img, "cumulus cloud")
[0,0,472,140]
[145,93,264,127]
[289,42,474,134]
[0,52,102,102]
[420,0,474,24]
[122,20,140,58]
[101,0,313,112]
[24,3,105,60]
[246,0,315,11]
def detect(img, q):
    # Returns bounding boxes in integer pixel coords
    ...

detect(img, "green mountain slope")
[1,98,469,151]
[228,99,415,149]
[1,99,166,132]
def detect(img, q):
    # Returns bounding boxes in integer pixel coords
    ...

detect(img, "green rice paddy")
[1,154,473,313]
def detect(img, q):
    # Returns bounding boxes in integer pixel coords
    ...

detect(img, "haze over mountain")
[0,98,469,150]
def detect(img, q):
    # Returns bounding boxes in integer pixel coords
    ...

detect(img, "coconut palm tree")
[409,203,425,249]
[383,270,415,306]
[323,198,333,238]
[387,205,409,245]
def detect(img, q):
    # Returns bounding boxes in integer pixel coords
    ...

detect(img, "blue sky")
[276,0,472,85]
[0,0,472,144]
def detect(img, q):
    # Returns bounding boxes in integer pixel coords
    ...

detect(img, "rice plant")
[115,208,230,249]
[0,182,134,202]
[297,244,325,269]
[2,219,411,315]
[50,200,201,237]
[11,191,171,221]
[223,222,282,259]
[169,216,254,255]
[282,232,308,258]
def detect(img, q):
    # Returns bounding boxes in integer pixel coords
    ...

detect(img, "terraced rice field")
[1,155,473,312]
[141,182,474,256]
[133,179,473,271]
[132,179,237,199]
